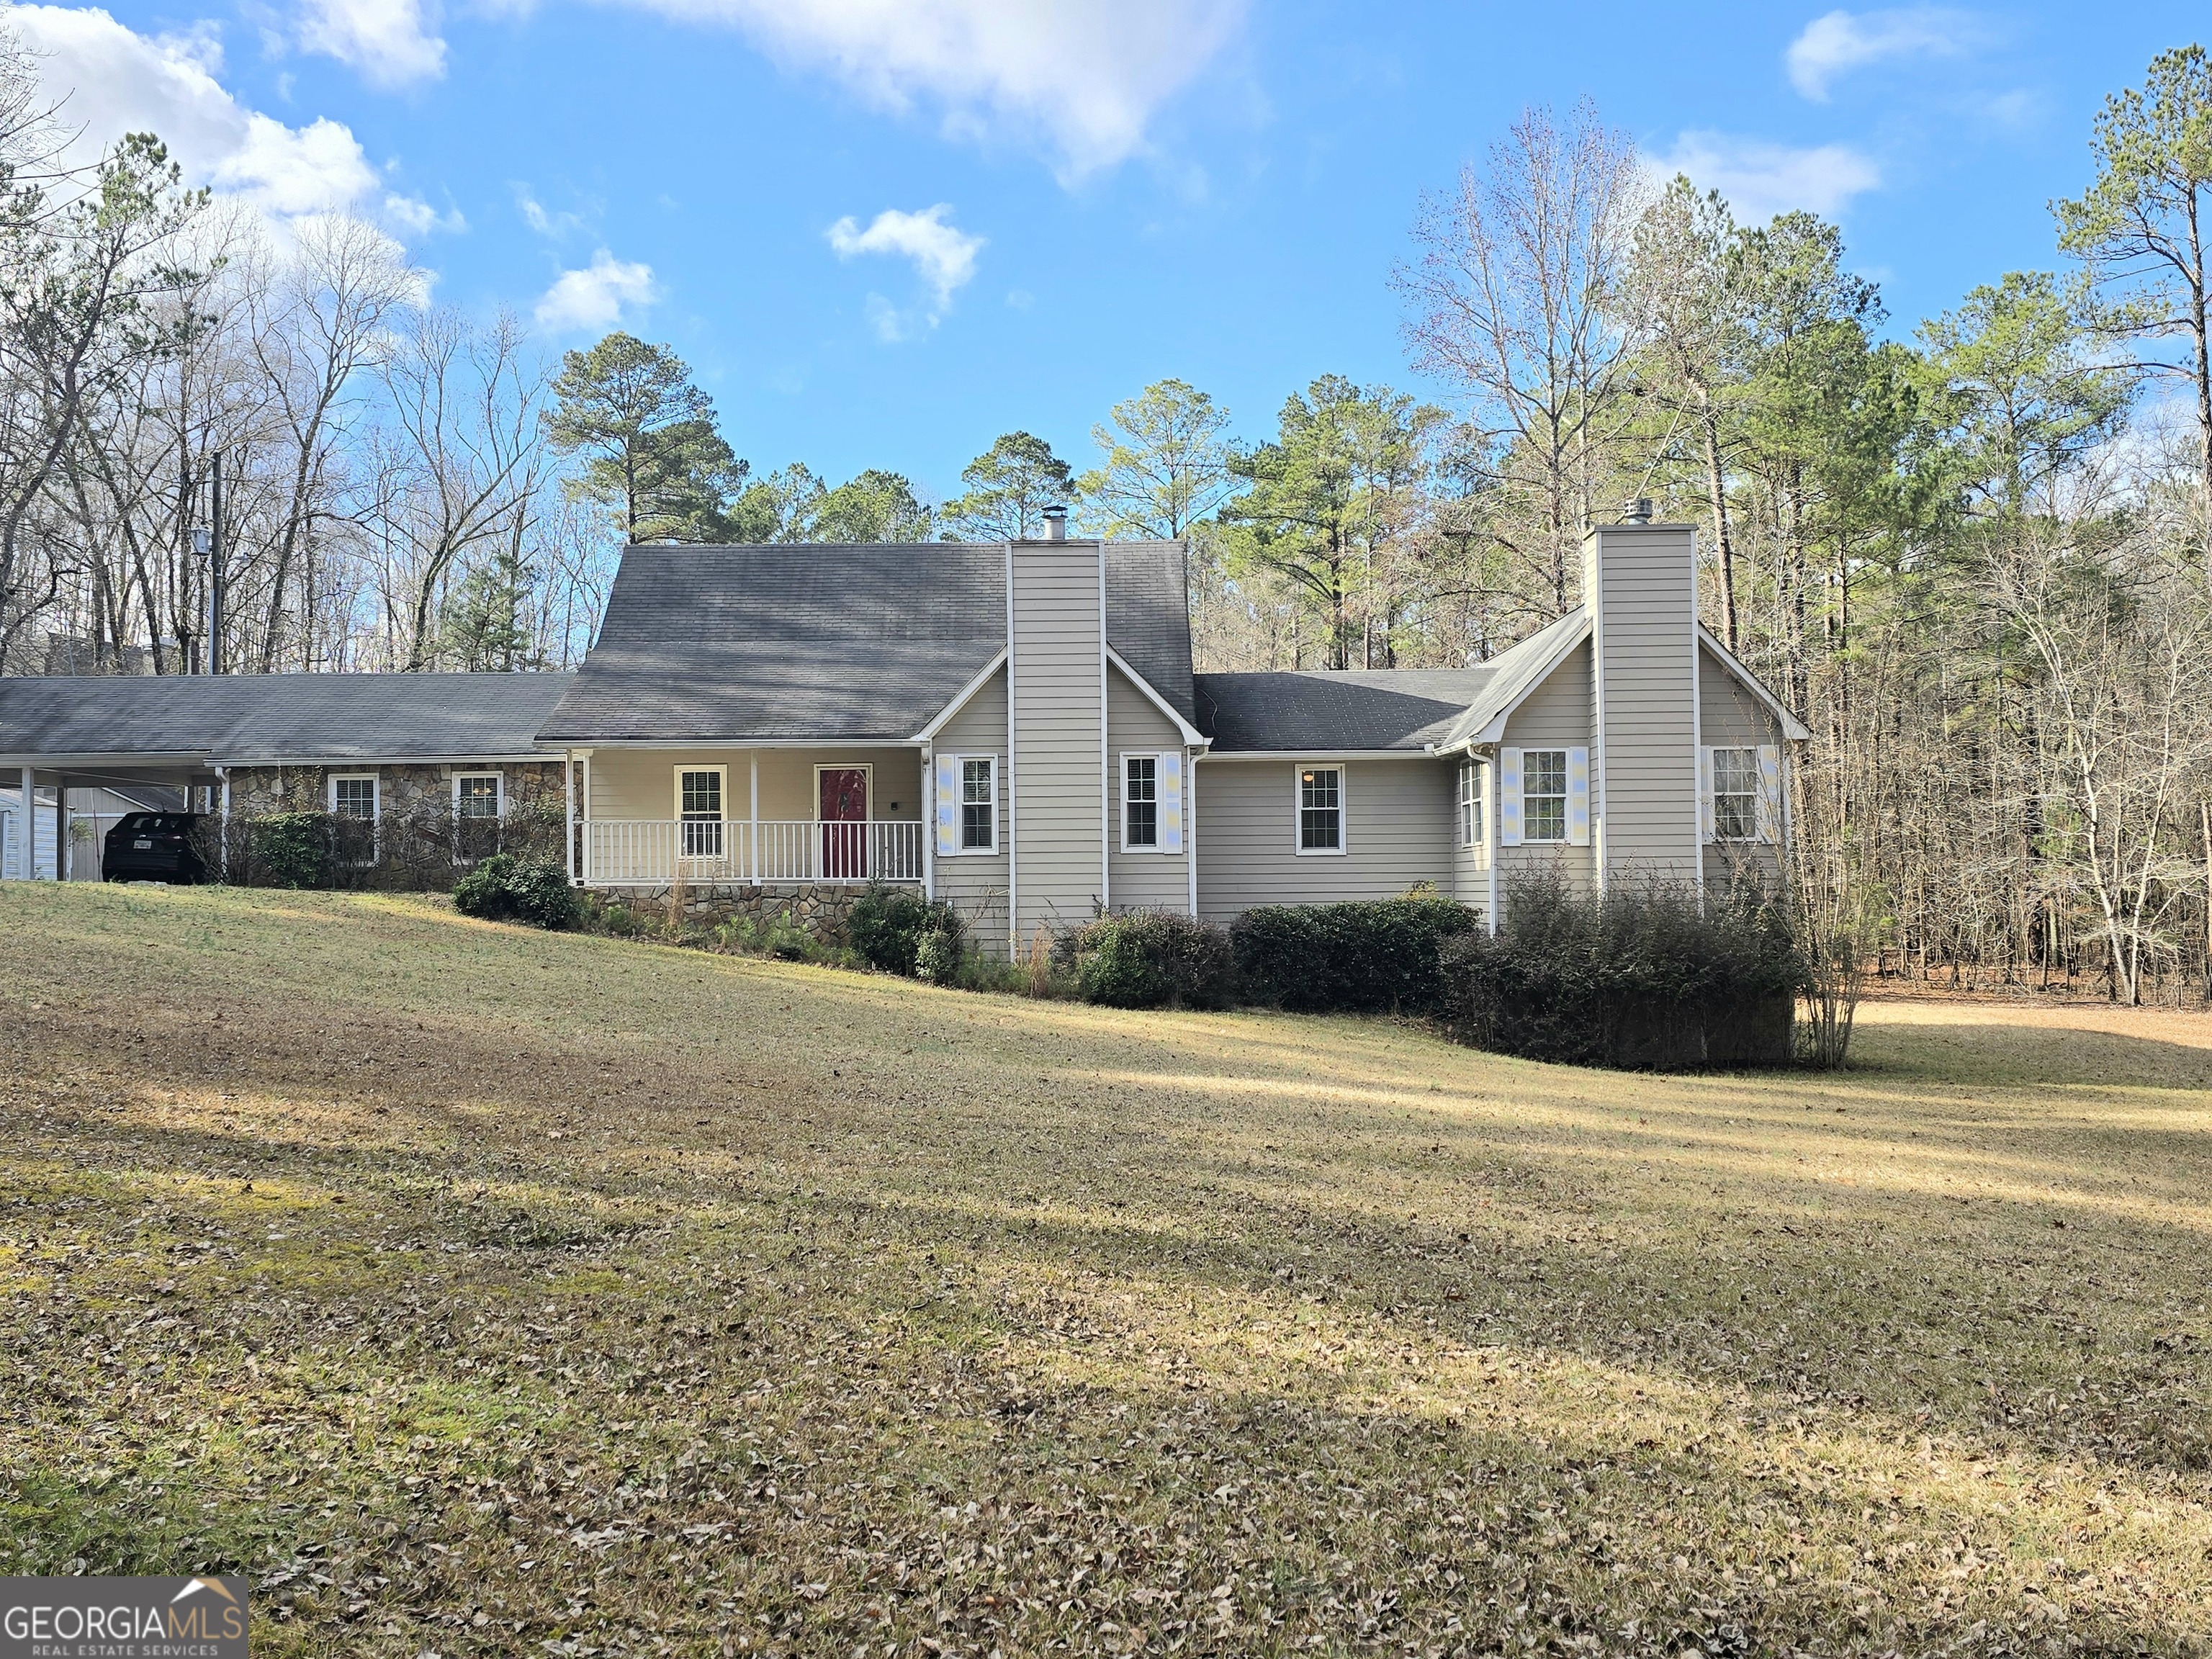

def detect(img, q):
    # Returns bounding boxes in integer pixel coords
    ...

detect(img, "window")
[678,768,724,858]
[1713,747,1758,840]
[1457,761,1485,848]
[330,775,378,821]
[454,773,502,820]
[1523,750,1567,842]
[961,757,996,852]
[1123,755,1158,850]
[1297,765,1344,853]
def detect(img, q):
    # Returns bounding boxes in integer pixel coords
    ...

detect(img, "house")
[541,511,1807,951]
[0,513,1807,947]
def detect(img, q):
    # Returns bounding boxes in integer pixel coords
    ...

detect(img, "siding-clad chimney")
[1582,520,1701,889]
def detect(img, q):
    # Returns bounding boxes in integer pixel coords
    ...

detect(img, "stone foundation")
[590,881,902,938]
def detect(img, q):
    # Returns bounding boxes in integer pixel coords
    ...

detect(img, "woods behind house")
[4,35,2212,1003]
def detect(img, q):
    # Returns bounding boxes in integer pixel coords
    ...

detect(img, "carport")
[1,755,220,881]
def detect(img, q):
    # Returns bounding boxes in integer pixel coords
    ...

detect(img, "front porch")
[572,744,927,890]
[580,818,922,886]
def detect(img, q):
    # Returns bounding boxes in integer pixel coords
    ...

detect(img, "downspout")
[1098,546,1109,916]
[1485,744,1500,937]
[1688,546,1707,909]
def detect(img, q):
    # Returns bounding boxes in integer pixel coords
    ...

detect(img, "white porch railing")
[583,819,923,886]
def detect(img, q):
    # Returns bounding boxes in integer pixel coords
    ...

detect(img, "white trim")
[1292,761,1347,856]
[1120,751,1164,853]
[1520,747,1570,844]
[1104,646,1210,747]
[451,770,503,820]
[327,771,380,822]
[563,748,577,884]
[222,752,549,768]
[920,745,936,897]
[673,764,729,821]
[1004,541,1017,957]
[909,649,1009,743]
[1184,746,1198,916]
[1202,748,1439,763]
[1485,750,1500,935]
[1696,625,1812,741]
[1688,570,1706,900]
[940,753,1002,856]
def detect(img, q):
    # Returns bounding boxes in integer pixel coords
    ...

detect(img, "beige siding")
[1194,757,1455,923]
[585,746,920,822]
[1449,756,1491,912]
[1009,544,1107,944]
[931,667,1010,948]
[1698,644,1785,891]
[1498,639,1597,894]
[1588,523,1700,884]
[1107,661,1191,914]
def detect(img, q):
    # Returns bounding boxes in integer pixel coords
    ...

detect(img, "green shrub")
[1069,912,1235,1010]
[1439,869,1803,1069]
[914,920,964,986]
[848,882,965,978]
[248,811,336,889]
[1231,895,1480,1015]
[452,853,580,930]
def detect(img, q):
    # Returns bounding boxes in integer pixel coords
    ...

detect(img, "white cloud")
[534,248,658,332]
[1785,8,1987,101]
[6,4,441,230]
[382,192,464,235]
[295,0,446,88]
[1647,132,1882,222]
[513,184,589,240]
[585,0,1244,177]
[826,203,981,315]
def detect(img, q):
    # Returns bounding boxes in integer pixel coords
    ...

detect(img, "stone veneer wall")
[226,760,567,818]
[602,882,881,937]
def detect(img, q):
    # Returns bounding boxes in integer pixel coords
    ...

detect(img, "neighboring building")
[0,516,1807,949]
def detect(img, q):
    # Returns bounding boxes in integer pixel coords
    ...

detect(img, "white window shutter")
[1698,746,1717,844]
[1756,745,1781,844]
[1157,751,1184,853]
[935,755,960,857]
[1566,747,1590,846]
[1499,748,1523,847]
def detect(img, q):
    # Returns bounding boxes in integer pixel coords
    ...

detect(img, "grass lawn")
[2,884,2210,1658]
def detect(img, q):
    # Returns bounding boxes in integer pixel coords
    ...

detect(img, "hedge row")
[1058,879,1802,1071]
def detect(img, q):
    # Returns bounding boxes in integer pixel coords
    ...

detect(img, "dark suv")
[103,812,208,884]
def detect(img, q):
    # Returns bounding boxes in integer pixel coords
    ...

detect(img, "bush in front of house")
[1230,894,1481,1015]
[1069,912,1236,1010]
[1438,868,1802,1069]
[452,853,580,930]
[848,882,966,980]
[245,811,337,889]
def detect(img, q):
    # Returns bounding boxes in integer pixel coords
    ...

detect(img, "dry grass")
[1,884,2209,1658]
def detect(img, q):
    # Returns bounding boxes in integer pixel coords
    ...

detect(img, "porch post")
[748,750,759,884]
[564,747,577,885]
[217,766,231,881]
[15,765,28,879]
[921,746,935,899]
[55,776,67,882]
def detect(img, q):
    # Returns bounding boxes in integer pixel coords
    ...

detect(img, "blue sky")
[11,0,2206,498]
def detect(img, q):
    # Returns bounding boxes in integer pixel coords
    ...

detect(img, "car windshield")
[121,814,188,832]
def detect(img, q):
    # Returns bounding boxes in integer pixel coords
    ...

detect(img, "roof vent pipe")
[1622,498,1653,523]
[1041,505,1067,541]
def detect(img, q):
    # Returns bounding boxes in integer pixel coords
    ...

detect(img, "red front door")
[819,768,868,878]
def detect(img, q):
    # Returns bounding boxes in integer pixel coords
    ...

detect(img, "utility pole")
[207,449,225,675]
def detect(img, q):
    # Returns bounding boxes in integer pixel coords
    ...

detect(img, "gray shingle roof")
[539,541,1195,744]
[0,672,575,763]
[1194,610,1592,752]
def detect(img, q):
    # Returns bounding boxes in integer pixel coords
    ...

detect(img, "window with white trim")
[678,768,724,858]
[1457,760,1485,848]
[454,773,502,819]
[1123,755,1158,849]
[961,757,997,851]
[1522,750,1568,842]
[330,774,378,821]
[1298,765,1344,853]
[1712,747,1758,840]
